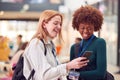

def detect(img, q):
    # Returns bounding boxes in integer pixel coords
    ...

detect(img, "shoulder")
[23,38,45,57]
[71,43,76,48]
[95,37,106,44]
[29,38,44,47]
[24,38,45,54]
[94,37,106,48]
[71,43,80,49]
[71,44,75,48]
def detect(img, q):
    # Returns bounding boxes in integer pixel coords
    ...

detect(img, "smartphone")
[82,51,92,58]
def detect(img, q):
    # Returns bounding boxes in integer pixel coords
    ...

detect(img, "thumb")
[76,57,87,61]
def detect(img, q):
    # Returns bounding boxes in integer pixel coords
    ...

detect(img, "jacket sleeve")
[23,39,68,80]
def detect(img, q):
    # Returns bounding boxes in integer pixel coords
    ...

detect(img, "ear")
[42,21,46,28]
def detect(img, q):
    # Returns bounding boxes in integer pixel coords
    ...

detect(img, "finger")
[81,60,89,64]
[81,63,88,67]
[78,62,88,68]
[76,57,87,61]
[78,60,89,65]
[80,58,89,62]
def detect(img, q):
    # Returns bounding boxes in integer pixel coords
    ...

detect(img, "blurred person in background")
[15,34,23,53]
[0,35,11,62]
[10,41,28,67]
[7,41,29,79]
[70,5,107,80]
[12,34,23,56]
[22,10,89,80]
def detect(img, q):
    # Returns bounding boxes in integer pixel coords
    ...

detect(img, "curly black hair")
[72,5,103,31]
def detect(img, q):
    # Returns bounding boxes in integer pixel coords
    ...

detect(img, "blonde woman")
[22,10,89,80]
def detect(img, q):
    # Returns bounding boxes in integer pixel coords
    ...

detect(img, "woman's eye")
[53,22,61,26]
[87,27,93,30]
[80,27,84,30]
[53,22,58,25]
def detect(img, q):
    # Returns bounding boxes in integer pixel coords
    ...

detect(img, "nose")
[83,28,89,33]
[57,24,61,29]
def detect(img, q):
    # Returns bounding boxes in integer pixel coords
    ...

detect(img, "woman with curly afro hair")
[70,5,107,80]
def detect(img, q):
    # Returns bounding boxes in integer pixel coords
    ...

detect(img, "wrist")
[66,62,71,70]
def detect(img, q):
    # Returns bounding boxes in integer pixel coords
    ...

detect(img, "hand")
[66,57,89,70]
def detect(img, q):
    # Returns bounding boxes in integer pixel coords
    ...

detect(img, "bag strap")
[41,39,47,55]
[28,69,35,80]
[51,41,59,65]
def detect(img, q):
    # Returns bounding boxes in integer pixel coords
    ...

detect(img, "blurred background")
[0,0,120,80]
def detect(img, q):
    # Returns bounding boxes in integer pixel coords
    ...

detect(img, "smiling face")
[79,23,94,40]
[43,15,62,39]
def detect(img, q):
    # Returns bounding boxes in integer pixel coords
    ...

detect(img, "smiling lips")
[54,28,60,34]
[83,33,90,39]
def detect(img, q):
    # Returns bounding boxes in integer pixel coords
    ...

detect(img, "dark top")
[70,36,107,80]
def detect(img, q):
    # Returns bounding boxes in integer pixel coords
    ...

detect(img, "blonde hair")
[31,10,63,42]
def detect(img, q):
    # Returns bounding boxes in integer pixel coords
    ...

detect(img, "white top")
[23,38,68,80]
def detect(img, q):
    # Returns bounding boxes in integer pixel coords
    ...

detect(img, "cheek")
[89,30,94,34]
[78,29,83,34]
[45,24,52,32]
[47,28,52,34]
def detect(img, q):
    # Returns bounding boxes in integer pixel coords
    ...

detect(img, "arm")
[80,38,107,80]
[23,39,89,80]
[23,39,68,80]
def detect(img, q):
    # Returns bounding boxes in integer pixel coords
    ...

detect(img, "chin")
[51,35,57,39]
[83,37,89,40]
[82,35,91,40]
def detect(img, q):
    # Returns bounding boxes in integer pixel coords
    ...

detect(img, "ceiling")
[0,1,62,20]
[0,0,102,20]
[0,11,41,21]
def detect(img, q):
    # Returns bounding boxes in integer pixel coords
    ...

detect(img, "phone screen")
[82,51,92,58]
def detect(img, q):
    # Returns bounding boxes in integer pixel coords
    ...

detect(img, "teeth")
[84,34,88,37]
